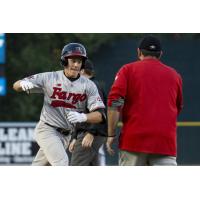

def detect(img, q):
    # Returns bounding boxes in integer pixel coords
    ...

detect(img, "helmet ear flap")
[60,56,68,67]
[81,58,86,69]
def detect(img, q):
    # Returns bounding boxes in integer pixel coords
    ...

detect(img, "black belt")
[44,123,71,136]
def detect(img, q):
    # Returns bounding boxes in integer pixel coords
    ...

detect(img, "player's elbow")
[93,112,103,123]
[97,112,104,123]
[13,80,22,92]
[86,111,104,124]
[96,109,107,124]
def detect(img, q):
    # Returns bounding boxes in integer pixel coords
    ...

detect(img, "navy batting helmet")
[60,43,87,68]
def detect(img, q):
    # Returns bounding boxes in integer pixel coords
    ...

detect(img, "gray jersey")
[24,70,105,130]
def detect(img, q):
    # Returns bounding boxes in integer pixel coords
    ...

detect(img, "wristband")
[107,135,116,137]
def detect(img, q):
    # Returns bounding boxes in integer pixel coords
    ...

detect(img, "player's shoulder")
[39,70,64,82]
[41,70,62,78]
[80,75,91,83]
[36,70,59,75]
[80,75,96,87]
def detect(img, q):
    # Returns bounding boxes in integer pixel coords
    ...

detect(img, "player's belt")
[44,122,71,136]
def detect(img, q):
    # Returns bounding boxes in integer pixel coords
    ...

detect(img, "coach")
[106,35,183,166]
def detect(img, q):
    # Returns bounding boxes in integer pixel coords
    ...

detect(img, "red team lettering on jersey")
[50,86,87,109]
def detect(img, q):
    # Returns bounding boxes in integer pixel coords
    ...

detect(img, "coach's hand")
[106,137,115,156]
[69,139,77,152]
[82,132,94,148]
[67,111,87,123]
[20,80,34,92]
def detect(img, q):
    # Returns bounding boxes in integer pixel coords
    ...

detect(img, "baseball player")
[13,43,106,166]
[68,59,107,166]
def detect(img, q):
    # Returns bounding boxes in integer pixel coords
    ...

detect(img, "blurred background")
[0,33,200,165]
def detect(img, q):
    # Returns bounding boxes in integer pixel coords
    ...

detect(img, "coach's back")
[114,58,183,156]
[107,36,183,163]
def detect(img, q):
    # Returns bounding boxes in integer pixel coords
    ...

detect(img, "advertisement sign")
[0,77,6,96]
[0,122,38,165]
[0,33,5,64]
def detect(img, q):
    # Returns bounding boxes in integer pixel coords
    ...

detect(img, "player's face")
[65,57,83,78]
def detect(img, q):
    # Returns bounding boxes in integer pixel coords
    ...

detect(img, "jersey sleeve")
[86,80,105,112]
[23,73,47,93]
[107,65,127,109]
[93,79,107,105]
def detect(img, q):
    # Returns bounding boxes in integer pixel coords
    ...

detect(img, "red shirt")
[108,58,183,156]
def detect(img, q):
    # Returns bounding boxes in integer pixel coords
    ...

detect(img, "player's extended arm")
[13,80,34,92]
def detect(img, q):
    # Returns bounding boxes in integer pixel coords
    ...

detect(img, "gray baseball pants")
[119,150,177,166]
[70,132,106,166]
[32,120,71,166]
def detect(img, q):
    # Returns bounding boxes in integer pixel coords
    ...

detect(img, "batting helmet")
[60,43,87,68]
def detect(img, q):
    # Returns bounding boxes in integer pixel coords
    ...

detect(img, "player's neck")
[140,56,158,60]
[63,70,80,81]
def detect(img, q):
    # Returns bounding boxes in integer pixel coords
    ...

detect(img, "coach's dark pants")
[70,132,106,166]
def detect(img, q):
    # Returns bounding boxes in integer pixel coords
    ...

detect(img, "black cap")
[138,36,162,52]
[84,59,94,71]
